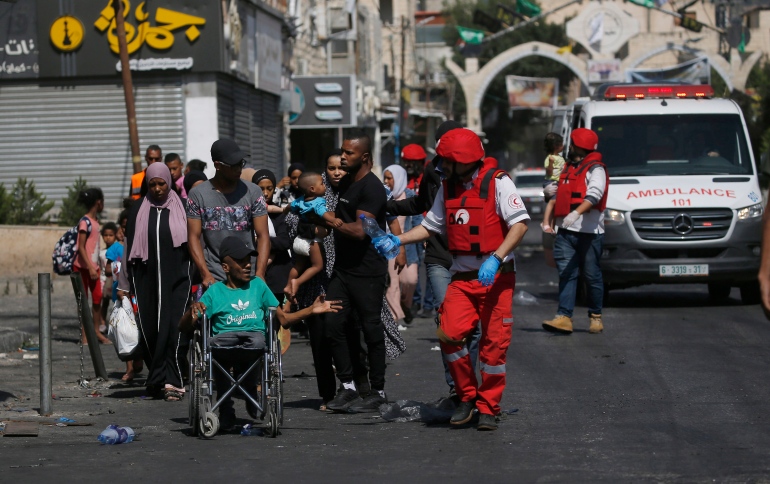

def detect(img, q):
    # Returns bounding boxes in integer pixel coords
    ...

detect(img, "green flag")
[515,0,542,17]
[627,0,655,8]
[457,26,485,44]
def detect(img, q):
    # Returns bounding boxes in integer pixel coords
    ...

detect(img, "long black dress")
[124,203,191,391]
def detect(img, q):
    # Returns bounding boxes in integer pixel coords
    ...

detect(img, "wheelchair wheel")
[188,338,202,436]
[270,335,284,426]
[200,411,219,438]
[267,404,278,438]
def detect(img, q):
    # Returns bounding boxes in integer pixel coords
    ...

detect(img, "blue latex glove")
[372,234,401,259]
[478,255,501,286]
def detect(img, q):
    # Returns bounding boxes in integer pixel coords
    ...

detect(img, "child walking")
[75,188,111,345]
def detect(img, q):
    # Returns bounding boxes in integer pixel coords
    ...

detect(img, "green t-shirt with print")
[199,278,279,335]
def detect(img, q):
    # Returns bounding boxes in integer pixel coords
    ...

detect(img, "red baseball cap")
[570,128,599,151]
[436,129,485,164]
[401,144,427,161]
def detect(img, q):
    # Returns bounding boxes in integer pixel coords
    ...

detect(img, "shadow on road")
[106,388,150,399]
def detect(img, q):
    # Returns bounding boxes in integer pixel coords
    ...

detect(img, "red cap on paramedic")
[401,144,427,161]
[436,129,485,164]
[570,128,599,151]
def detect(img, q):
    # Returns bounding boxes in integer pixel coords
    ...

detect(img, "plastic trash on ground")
[514,290,538,306]
[97,425,134,444]
[379,397,458,424]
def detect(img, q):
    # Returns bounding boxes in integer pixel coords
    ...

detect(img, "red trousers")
[438,272,515,415]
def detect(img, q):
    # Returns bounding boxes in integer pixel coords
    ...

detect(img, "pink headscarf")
[128,163,188,261]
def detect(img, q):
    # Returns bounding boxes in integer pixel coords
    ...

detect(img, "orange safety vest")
[444,158,508,256]
[553,152,609,217]
[130,170,145,200]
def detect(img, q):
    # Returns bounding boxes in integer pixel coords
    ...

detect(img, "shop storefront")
[0,0,285,208]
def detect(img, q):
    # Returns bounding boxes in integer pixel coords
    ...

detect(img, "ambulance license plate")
[658,264,709,277]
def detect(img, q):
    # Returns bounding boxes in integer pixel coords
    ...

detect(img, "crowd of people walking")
[71,120,610,431]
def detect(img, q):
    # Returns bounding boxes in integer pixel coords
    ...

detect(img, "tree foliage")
[0,183,11,225]
[6,178,54,225]
[58,176,89,227]
[442,0,575,160]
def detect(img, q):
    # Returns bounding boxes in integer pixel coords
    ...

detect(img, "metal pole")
[38,273,52,416]
[70,274,109,380]
[113,0,142,174]
[483,0,583,43]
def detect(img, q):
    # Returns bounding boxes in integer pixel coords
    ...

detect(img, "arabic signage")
[36,0,222,77]
[289,75,356,129]
[0,0,39,79]
[505,75,558,110]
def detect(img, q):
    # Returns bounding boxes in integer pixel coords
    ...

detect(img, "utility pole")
[113,0,142,174]
[396,14,408,157]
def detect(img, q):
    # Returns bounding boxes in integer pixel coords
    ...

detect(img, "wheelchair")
[188,307,284,438]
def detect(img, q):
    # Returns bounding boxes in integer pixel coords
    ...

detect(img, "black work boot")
[477,413,498,431]
[450,399,477,425]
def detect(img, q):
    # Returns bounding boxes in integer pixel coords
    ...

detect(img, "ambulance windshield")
[591,114,753,177]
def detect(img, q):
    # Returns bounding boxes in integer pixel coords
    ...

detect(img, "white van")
[556,84,763,303]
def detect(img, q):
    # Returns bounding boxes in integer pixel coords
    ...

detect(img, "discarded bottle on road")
[359,214,400,259]
[97,425,135,445]
[240,423,263,436]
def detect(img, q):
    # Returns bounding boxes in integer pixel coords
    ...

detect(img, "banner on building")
[505,75,558,110]
[588,59,622,83]
[625,56,710,85]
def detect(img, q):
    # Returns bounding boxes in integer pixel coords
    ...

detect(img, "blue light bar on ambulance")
[604,85,714,100]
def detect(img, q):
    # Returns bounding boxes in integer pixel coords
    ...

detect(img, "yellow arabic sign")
[94,0,205,54]
[50,15,84,52]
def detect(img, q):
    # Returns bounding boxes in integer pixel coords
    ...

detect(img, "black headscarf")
[183,170,207,195]
[252,169,277,189]
[287,162,305,177]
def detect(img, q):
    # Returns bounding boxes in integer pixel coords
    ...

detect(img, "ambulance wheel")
[740,282,761,305]
[708,283,731,303]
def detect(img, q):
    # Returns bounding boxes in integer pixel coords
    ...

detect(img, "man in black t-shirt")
[325,132,390,413]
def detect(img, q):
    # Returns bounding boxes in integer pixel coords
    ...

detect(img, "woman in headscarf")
[273,162,305,207]
[118,163,191,401]
[286,151,406,410]
[382,164,422,324]
[252,169,292,303]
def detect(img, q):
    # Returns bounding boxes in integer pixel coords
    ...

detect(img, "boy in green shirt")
[180,236,341,431]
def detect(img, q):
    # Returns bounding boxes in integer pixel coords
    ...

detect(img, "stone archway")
[445,41,590,133]
[621,43,763,93]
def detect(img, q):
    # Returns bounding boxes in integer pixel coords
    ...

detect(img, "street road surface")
[1,238,770,481]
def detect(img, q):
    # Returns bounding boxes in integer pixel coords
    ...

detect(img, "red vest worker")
[542,127,608,335]
[401,143,427,193]
[376,128,530,431]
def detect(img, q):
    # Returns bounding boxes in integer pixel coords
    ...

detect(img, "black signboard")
[0,0,39,79]
[289,75,356,129]
[36,0,222,78]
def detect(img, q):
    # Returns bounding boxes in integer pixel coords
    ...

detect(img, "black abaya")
[125,204,191,390]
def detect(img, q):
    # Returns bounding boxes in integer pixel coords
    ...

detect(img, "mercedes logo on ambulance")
[672,213,694,235]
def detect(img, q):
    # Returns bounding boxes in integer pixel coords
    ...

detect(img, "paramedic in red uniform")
[400,143,427,193]
[542,128,608,335]
[375,128,529,431]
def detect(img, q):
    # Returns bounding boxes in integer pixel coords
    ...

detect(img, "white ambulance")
[556,84,763,303]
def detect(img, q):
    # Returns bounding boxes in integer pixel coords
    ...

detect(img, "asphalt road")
[2,236,770,481]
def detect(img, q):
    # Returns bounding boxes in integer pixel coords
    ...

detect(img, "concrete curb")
[0,327,30,353]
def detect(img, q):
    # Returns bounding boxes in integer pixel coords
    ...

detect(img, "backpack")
[52,217,92,275]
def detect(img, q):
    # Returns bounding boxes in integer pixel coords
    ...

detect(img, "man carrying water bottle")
[375,128,529,431]
[324,131,392,413]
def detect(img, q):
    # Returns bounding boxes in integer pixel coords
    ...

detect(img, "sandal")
[163,385,185,402]
[121,371,135,382]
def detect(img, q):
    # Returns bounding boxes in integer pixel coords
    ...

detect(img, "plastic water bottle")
[240,423,263,436]
[359,215,400,259]
[97,425,135,444]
